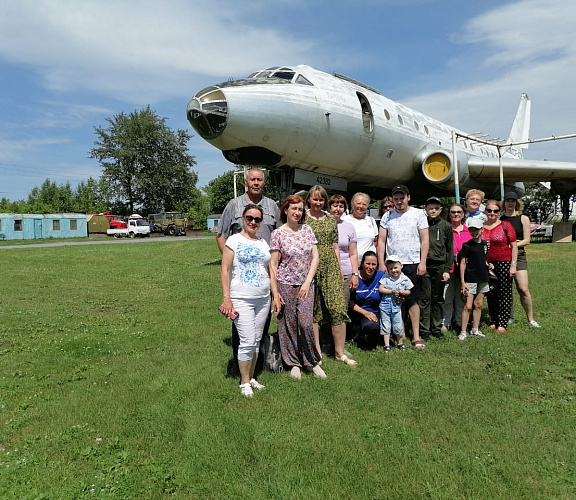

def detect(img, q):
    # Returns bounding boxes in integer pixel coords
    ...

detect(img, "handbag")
[261,331,283,373]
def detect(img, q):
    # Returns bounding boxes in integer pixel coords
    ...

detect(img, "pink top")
[451,224,472,273]
[482,221,516,262]
[270,224,318,285]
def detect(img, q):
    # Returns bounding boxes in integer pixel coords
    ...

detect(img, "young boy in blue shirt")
[379,255,413,351]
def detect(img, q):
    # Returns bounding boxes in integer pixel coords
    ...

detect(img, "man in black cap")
[420,196,453,340]
[377,185,429,349]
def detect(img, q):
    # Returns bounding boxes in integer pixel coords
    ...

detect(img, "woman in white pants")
[219,204,275,398]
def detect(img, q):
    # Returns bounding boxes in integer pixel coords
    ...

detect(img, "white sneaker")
[249,378,266,390]
[290,366,302,380]
[470,329,486,338]
[458,332,467,341]
[441,324,449,334]
[312,365,327,379]
[239,383,254,398]
[529,320,541,328]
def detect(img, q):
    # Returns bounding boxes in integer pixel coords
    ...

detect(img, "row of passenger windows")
[376,105,497,158]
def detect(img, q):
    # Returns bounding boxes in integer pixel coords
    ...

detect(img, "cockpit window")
[296,75,313,86]
[273,71,295,81]
[215,67,313,88]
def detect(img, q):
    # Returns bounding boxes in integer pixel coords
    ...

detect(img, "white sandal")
[337,354,358,367]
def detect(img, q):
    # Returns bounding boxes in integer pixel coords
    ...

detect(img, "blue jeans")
[380,302,405,337]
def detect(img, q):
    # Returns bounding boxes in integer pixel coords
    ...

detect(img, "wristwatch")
[352,272,359,276]
[511,261,517,264]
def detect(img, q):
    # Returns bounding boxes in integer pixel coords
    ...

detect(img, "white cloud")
[403,0,576,162]
[457,0,576,66]
[0,137,71,161]
[0,0,318,102]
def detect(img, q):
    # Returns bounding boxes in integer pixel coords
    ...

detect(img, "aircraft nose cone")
[186,87,228,140]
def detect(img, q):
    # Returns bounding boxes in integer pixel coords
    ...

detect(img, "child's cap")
[385,254,402,264]
[466,217,484,229]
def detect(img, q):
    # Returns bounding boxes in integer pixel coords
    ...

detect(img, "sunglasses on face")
[485,208,500,213]
[383,205,393,209]
[245,215,262,223]
[450,211,463,214]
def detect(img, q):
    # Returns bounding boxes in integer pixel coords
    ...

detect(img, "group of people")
[217,168,540,398]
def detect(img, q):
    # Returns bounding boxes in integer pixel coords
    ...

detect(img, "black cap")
[392,184,409,195]
[425,196,443,206]
[504,191,518,200]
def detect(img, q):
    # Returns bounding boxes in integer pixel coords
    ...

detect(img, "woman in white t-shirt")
[220,204,273,398]
[342,192,378,267]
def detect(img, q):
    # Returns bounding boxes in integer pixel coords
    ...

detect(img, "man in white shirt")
[377,185,429,349]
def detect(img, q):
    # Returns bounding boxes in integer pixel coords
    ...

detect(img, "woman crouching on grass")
[219,204,274,398]
[270,195,326,380]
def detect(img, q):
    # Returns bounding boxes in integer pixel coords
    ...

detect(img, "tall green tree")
[27,179,74,213]
[90,106,197,214]
[205,170,235,214]
[73,177,113,214]
[187,187,211,230]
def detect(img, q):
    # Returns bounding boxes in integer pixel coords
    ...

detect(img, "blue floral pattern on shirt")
[236,242,267,288]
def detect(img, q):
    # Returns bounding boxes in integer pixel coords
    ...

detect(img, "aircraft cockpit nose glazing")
[187,87,228,140]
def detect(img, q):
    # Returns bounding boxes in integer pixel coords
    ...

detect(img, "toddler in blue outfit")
[379,255,413,351]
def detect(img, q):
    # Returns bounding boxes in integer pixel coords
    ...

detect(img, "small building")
[207,214,222,231]
[0,213,88,240]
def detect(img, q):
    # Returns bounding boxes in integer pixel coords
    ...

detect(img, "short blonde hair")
[465,189,485,201]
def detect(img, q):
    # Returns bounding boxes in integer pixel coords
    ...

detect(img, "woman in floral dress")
[305,186,356,367]
[270,195,326,380]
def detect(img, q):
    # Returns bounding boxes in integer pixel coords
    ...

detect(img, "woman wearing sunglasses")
[482,200,518,332]
[378,196,394,219]
[219,204,273,397]
[442,203,472,333]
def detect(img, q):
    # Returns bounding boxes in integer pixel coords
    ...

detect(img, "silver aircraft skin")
[187,64,576,199]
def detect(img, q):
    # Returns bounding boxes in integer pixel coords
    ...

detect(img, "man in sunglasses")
[216,168,281,372]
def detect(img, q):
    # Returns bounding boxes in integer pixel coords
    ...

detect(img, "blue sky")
[1,0,575,200]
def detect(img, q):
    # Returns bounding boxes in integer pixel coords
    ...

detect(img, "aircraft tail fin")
[504,93,531,158]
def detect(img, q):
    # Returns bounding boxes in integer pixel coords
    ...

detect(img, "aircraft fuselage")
[187,65,576,199]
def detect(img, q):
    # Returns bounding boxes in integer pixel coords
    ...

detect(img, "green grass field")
[1,239,575,499]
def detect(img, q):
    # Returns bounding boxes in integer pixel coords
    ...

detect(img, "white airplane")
[186,64,576,203]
